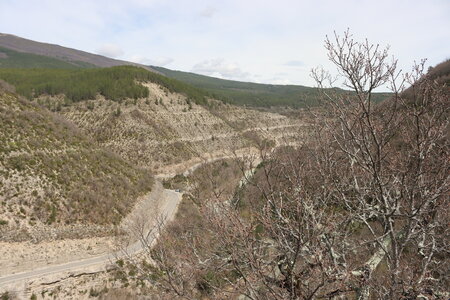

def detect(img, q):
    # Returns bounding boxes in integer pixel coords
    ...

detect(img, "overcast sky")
[1,0,449,87]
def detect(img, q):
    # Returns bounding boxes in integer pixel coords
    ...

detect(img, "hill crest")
[0,33,156,71]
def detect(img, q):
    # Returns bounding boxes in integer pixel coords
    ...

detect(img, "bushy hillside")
[0,87,153,233]
[428,59,450,84]
[0,66,209,104]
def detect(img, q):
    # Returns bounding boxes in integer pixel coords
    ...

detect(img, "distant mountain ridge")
[152,66,392,107]
[152,66,323,107]
[0,33,156,71]
[0,32,391,108]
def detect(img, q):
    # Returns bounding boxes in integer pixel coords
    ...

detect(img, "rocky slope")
[0,77,311,300]
[0,86,153,241]
[57,82,307,175]
[0,74,308,243]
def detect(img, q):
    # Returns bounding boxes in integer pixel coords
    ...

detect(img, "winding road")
[0,149,264,296]
[0,182,182,293]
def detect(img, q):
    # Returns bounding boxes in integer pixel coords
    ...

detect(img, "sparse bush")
[113,106,121,117]
[1,291,10,300]
[0,79,15,93]
[89,288,100,297]
[1,92,154,226]
[47,205,57,224]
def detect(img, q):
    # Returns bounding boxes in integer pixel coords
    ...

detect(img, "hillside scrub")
[0,89,154,229]
[0,65,209,105]
[114,158,245,298]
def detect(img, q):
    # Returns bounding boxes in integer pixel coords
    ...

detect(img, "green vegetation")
[0,46,94,69]
[0,66,149,102]
[0,45,391,108]
[0,90,153,225]
[153,66,390,108]
[89,288,100,297]
[0,65,209,104]
[1,292,10,300]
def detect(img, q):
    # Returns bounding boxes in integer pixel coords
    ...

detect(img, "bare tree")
[117,31,449,300]
[310,30,449,298]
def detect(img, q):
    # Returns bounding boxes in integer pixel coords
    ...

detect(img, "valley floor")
[0,179,182,299]
[0,81,310,299]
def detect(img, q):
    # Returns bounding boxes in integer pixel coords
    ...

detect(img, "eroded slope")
[0,89,153,241]
[59,83,307,174]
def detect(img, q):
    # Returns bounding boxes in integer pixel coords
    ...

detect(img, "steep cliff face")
[59,83,307,174]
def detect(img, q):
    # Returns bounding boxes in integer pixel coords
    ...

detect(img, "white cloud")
[271,78,294,85]
[284,60,304,67]
[192,58,251,80]
[128,55,174,66]
[199,6,216,18]
[96,43,124,58]
[149,57,174,67]
[0,0,449,88]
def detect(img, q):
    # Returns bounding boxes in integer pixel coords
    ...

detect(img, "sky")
[0,0,449,87]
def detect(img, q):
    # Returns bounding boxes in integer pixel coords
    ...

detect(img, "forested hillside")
[0,66,209,104]
[153,66,391,108]
[0,33,156,71]
[0,46,94,69]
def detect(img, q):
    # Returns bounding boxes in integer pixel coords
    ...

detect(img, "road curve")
[0,184,182,290]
